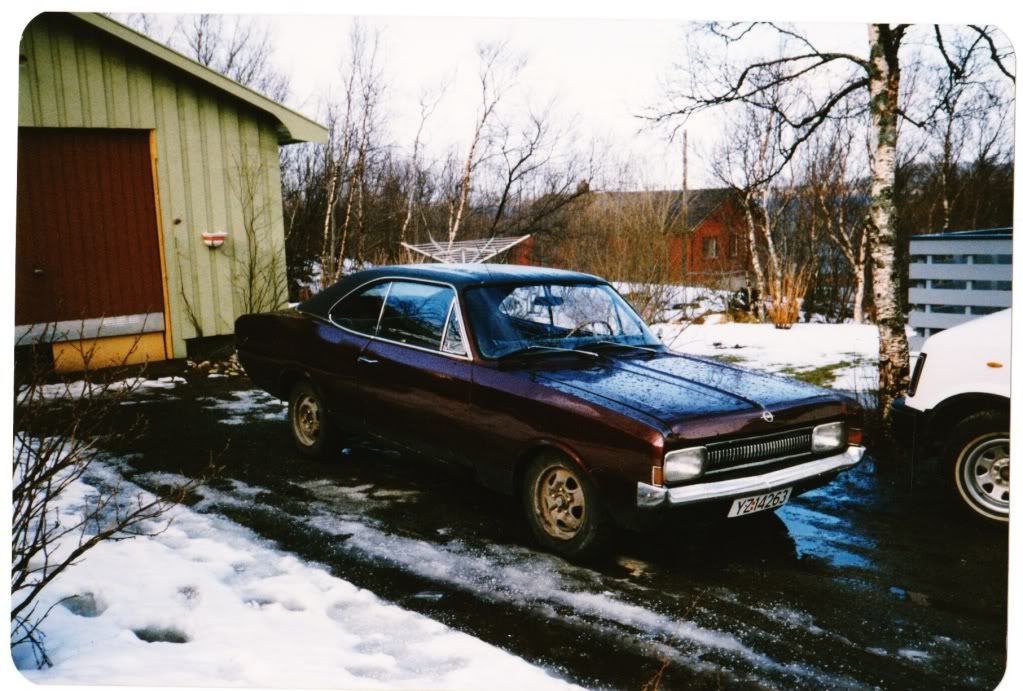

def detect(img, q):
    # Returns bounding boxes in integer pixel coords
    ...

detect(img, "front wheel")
[522,453,606,559]
[948,411,1010,523]
[288,380,341,460]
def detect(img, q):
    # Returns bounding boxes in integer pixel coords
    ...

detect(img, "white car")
[892,309,1010,522]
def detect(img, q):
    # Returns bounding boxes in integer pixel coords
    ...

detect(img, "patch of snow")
[199,390,288,426]
[653,321,880,392]
[897,648,931,662]
[185,477,858,686]
[614,282,731,322]
[14,466,579,689]
[17,376,187,403]
[748,604,826,636]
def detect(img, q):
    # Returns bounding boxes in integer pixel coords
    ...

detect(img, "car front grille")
[704,427,814,474]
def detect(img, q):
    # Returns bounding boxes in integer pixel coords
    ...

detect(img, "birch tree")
[802,124,871,323]
[649,22,1014,449]
[399,88,446,257]
[709,97,797,324]
[318,22,384,285]
[444,42,524,248]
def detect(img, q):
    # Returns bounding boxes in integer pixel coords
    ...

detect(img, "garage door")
[16,128,166,345]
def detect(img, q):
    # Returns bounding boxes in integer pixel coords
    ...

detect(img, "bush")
[12,333,208,667]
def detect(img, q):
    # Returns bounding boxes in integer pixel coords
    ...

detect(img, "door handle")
[357,356,378,365]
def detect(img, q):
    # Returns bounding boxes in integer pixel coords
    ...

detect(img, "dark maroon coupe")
[236,264,865,558]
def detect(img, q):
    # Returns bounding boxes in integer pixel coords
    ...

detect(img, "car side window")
[329,282,390,335]
[441,303,467,356]
[377,281,456,351]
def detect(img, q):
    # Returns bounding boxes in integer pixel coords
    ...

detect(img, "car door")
[357,280,474,463]
[317,280,391,428]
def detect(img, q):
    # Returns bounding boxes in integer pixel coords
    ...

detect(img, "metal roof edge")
[66,12,328,145]
[911,228,1013,241]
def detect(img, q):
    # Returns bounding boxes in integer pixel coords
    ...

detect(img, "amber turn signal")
[848,428,864,446]
[651,466,664,487]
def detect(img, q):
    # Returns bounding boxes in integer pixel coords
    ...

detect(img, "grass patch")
[707,354,747,366]
[776,362,851,388]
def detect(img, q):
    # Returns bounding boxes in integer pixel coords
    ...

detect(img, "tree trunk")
[853,237,868,325]
[449,122,482,248]
[866,24,910,457]
[742,196,766,319]
[319,167,339,288]
[760,188,782,300]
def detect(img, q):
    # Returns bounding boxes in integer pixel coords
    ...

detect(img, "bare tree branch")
[969,24,1016,82]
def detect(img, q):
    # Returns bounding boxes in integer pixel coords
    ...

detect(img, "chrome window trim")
[440,296,454,347]
[324,276,474,362]
[439,297,468,357]
[375,281,394,334]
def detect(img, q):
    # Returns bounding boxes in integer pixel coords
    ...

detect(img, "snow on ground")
[13,465,578,690]
[613,282,729,323]
[17,376,186,403]
[653,321,880,392]
[177,476,861,688]
[199,389,288,425]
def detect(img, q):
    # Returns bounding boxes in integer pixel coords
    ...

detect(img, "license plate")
[727,487,792,518]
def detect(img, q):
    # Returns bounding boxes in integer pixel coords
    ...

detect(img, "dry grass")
[765,268,812,329]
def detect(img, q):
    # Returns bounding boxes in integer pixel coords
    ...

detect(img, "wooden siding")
[18,13,289,357]
[16,128,164,325]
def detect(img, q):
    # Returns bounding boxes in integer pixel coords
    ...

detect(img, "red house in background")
[678,188,747,286]
[511,187,749,288]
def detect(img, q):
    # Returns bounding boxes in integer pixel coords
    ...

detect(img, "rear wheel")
[523,453,606,559]
[288,380,341,460]
[947,411,1009,523]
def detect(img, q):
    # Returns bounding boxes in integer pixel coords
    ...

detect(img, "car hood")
[531,352,845,437]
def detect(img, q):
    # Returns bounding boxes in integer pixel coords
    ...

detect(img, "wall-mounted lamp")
[202,230,228,249]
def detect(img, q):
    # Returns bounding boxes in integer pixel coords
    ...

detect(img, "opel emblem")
[761,410,774,423]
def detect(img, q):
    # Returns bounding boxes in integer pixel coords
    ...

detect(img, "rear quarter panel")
[235,310,321,398]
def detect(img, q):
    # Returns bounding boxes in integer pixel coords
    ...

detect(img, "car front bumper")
[889,396,923,458]
[635,446,866,509]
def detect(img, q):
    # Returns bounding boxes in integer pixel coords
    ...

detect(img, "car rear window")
[329,282,390,335]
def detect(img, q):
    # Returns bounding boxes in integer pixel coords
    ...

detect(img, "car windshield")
[463,282,661,359]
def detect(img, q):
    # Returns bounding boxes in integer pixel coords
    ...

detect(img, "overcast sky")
[132,12,875,190]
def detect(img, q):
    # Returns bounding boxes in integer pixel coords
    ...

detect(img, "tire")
[522,452,606,560]
[946,410,1010,523]
[288,380,342,460]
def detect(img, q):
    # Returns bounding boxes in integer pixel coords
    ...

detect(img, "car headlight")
[811,422,847,452]
[663,447,706,482]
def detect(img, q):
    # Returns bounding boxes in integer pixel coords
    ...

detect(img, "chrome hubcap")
[962,437,1010,515]
[293,394,320,447]
[535,466,586,540]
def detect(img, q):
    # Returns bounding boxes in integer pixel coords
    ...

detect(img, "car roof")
[354,263,604,287]
[298,263,608,317]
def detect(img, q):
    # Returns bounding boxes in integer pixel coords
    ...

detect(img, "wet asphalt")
[82,373,1007,690]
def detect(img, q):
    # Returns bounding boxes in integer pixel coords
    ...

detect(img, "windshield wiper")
[592,340,661,354]
[497,344,600,360]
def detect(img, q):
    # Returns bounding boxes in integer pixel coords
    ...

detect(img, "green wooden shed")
[16,12,327,370]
